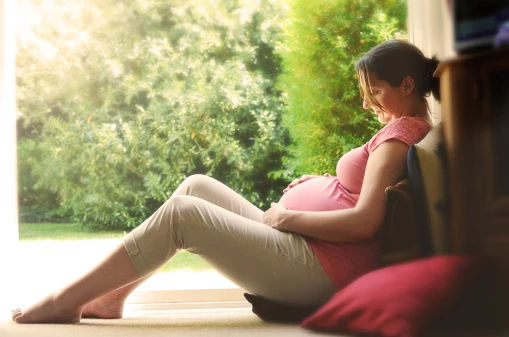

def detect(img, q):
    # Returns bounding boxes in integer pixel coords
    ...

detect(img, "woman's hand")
[263,202,290,232]
[283,173,332,193]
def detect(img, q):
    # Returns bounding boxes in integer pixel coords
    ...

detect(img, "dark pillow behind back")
[379,179,424,266]
[407,124,448,255]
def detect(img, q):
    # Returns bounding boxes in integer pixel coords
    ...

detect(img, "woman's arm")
[263,140,409,243]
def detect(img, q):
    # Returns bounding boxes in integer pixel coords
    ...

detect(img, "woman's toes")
[14,313,25,323]
[12,295,82,324]
[11,309,22,321]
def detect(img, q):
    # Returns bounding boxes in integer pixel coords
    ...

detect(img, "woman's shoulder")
[385,116,432,135]
[367,116,432,153]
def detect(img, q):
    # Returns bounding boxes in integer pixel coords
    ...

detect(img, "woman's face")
[361,74,406,124]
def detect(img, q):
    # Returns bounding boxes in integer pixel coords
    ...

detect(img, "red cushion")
[301,255,481,337]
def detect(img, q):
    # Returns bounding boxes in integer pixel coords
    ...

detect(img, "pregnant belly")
[278,177,350,212]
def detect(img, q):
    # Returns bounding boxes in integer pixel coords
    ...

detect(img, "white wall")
[0,0,19,320]
[407,0,455,124]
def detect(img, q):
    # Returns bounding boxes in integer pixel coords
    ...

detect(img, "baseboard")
[126,288,251,310]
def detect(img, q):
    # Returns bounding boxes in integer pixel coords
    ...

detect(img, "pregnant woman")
[12,39,440,324]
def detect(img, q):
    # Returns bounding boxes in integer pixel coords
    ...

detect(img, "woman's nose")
[362,98,370,109]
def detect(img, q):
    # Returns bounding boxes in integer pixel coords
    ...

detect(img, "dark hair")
[355,40,440,111]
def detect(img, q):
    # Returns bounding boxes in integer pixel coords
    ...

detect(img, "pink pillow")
[301,255,481,337]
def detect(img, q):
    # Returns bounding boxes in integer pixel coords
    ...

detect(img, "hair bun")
[425,56,440,102]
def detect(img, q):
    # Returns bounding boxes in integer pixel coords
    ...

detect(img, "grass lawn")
[19,223,212,272]
[19,222,125,240]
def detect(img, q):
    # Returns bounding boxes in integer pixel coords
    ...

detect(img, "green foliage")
[276,0,407,176]
[17,0,289,229]
[17,0,407,230]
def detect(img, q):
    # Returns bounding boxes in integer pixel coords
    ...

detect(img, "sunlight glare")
[16,0,90,59]
[16,0,42,46]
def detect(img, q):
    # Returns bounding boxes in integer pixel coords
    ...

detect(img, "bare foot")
[12,294,82,324]
[81,297,124,319]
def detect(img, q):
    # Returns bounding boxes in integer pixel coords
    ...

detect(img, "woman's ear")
[401,76,415,95]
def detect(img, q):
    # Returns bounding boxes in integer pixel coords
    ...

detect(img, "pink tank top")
[278,117,432,288]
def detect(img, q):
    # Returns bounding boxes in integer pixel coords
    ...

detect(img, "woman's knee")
[163,194,192,216]
[162,194,209,224]
[160,195,212,248]
[158,195,197,235]
[173,174,214,198]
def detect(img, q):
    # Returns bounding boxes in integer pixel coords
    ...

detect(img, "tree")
[276,0,407,176]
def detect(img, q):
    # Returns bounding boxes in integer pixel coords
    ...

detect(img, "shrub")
[17,0,289,229]
[276,0,407,176]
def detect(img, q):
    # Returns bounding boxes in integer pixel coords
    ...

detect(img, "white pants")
[123,174,336,306]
